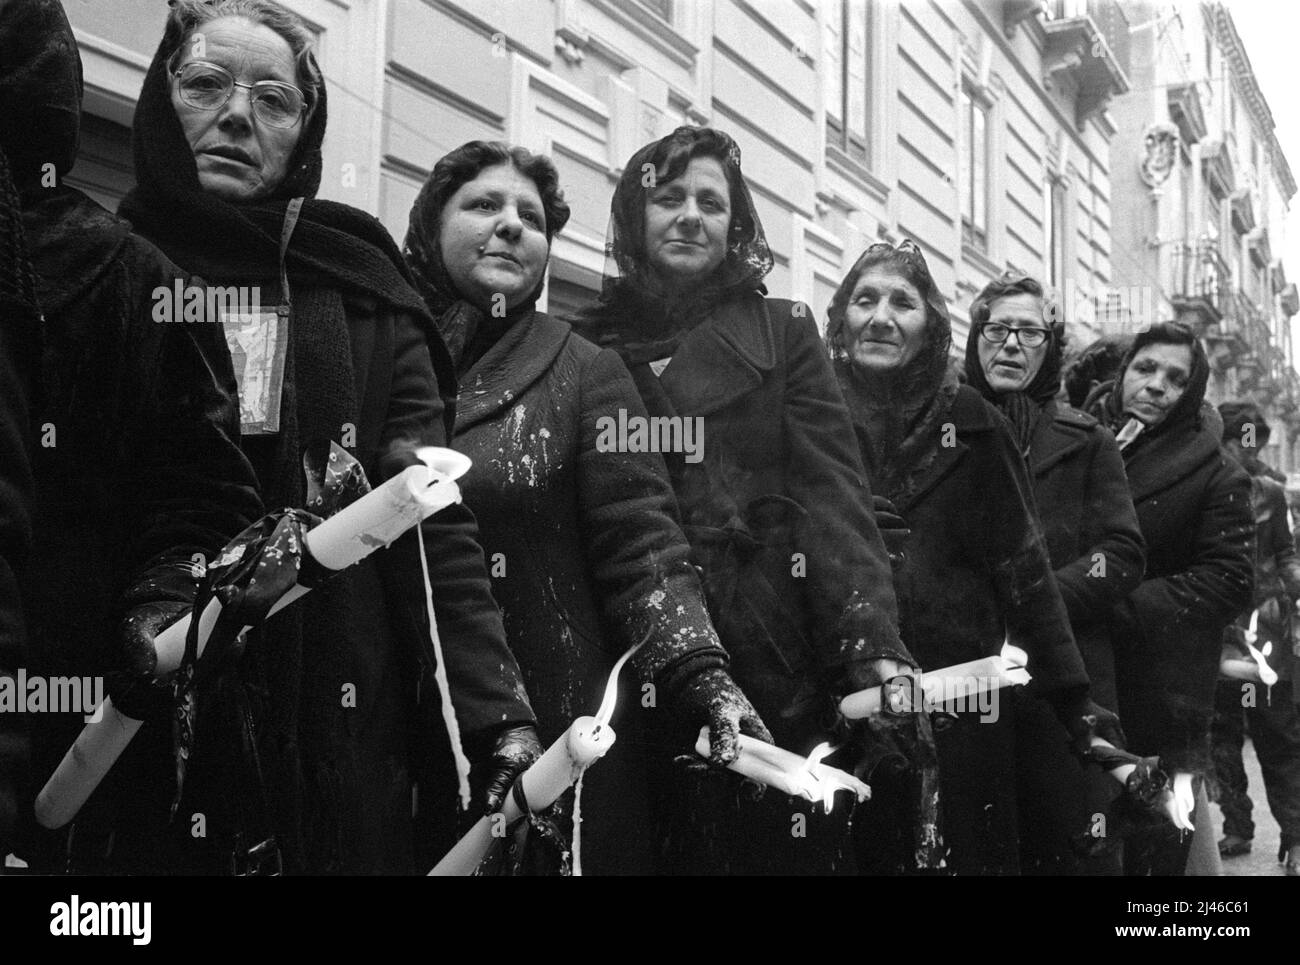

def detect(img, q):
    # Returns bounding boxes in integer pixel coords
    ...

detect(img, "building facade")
[65,0,1134,349]
[1108,0,1299,470]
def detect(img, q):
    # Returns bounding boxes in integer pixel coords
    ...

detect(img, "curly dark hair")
[409,140,570,244]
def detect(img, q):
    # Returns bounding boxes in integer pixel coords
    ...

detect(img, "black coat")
[1030,401,1146,710]
[1243,472,1300,677]
[15,187,263,870]
[608,295,910,752]
[228,289,535,875]
[0,148,37,855]
[1015,400,1145,872]
[448,312,728,875]
[846,384,1088,874]
[1106,404,1254,772]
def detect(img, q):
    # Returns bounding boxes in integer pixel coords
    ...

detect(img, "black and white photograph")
[1,0,1297,942]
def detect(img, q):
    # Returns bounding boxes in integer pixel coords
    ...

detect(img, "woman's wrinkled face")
[170,17,304,202]
[840,268,929,373]
[643,156,731,292]
[977,292,1050,392]
[438,163,549,312]
[1120,342,1193,427]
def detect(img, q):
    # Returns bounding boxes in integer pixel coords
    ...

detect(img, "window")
[1046,176,1068,288]
[823,0,871,165]
[960,85,989,251]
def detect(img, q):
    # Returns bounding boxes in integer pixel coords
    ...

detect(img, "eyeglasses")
[979,323,1051,348]
[173,61,307,129]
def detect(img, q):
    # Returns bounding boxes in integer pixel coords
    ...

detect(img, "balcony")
[1170,240,1231,332]
[1167,81,1208,146]
[1210,290,1276,386]
[1039,0,1131,130]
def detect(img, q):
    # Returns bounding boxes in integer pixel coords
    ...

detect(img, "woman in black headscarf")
[828,241,1109,875]
[577,126,912,874]
[403,139,769,875]
[964,271,1146,873]
[1087,322,1254,875]
[117,0,538,874]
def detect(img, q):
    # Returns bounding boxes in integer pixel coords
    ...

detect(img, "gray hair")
[163,0,322,115]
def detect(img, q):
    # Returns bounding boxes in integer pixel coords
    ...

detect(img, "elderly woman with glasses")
[828,242,1111,875]
[964,272,1146,874]
[114,0,539,875]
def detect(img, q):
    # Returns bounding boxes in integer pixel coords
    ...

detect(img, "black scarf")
[117,27,456,464]
[573,127,773,349]
[1088,327,1211,456]
[829,246,959,509]
[0,0,81,187]
[963,317,1064,457]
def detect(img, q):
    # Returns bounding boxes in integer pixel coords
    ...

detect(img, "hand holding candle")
[36,447,471,831]
[839,643,1031,720]
[428,640,643,876]
[693,729,870,812]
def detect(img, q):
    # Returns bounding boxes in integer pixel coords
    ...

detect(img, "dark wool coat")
[846,384,1089,875]
[0,149,37,855]
[608,295,910,753]
[446,312,728,875]
[14,188,264,871]
[1015,400,1145,873]
[1106,404,1254,773]
[1030,401,1147,702]
[228,290,535,876]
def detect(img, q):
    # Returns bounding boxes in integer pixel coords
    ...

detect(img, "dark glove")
[670,667,772,765]
[478,724,543,816]
[872,494,910,566]
[110,600,191,720]
[1049,686,1127,756]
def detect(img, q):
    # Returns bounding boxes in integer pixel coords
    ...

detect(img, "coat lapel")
[1124,402,1222,503]
[454,311,570,434]
[902,436,968,510]
[659,293,777,416]
[901,388,995,509]
[1030,406,1088,477]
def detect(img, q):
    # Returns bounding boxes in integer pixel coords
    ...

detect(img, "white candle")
[428,641,643,876]
[35,448,470,830]
[839,648,1031,720]
[693,730,870,811]
[428,716,615,876]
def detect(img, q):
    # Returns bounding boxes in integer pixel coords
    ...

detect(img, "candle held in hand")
[693,729,870,812]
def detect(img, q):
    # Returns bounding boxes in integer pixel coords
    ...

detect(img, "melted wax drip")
[416,524,472,809]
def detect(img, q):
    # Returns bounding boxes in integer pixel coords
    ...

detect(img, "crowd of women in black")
[0,0,1284,876]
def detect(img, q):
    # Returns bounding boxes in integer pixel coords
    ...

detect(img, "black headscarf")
[962,274,1065,456]
[119,17,432,306]
[118,7,457,498]
[575,126,772,356]
[1091,322,1211,451]
[0,0,81,186]
[828,241,959,508]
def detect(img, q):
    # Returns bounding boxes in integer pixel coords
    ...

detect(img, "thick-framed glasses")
[980,322,1050,348]
[173,61,307,129]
